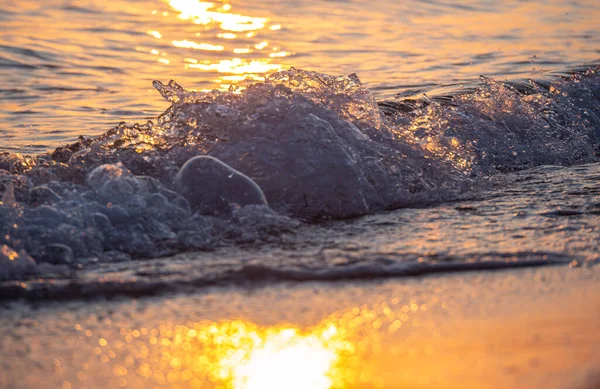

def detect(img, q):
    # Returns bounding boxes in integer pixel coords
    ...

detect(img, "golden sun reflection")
[168,0,267,32]
[226,325,346,389]
[117,320,353,389]
[172,39,224,51]
[186,58,282,74]
[162,0,287,90]
[88,298,447,388]
[76,290,594,389]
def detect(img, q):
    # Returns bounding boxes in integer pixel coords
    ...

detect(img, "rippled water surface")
[1,0,599,151]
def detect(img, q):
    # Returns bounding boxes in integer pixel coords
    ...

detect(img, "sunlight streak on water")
[227,326,345,389]
[116,319,353,389]
[0,0,599,152]
[164,0,286,90]
[186,58,282,75]
[3,267,600,389]
[172,39,225,51]
[168,0,267,32]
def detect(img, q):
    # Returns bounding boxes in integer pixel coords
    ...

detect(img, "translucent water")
[1,0,599,152]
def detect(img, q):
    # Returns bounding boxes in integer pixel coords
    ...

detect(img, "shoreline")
[2,264,599,389]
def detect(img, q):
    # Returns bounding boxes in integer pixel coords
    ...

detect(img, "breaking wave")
[1,66,599,294]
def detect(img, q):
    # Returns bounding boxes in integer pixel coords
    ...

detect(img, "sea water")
[0,0,599,299]
[1,0,599,152]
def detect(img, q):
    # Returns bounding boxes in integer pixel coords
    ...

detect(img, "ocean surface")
[1,0,599,152]
[2,2,600,389]
[0,0,599,297]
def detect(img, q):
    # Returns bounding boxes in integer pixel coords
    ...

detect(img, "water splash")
[0,67,598,282]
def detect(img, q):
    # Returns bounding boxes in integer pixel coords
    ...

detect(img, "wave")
[1,65,599,289]
[0,251,573,301]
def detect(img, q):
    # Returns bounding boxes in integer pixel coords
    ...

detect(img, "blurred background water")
[1,0,599,152]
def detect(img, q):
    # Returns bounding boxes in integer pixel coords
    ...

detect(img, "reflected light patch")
[118,320,352,389]
[167,0,268,32]
[254,41,268,50]
[219,75,252,82]
[1,245,19,261]
[172,39,224,51]
[230,329,339,389]
[218,33,237,39]
[270,51,289,58]
[188,58,282,74]
[146,30,162,39]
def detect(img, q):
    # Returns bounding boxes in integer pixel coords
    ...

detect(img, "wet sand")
[1,264,599,389]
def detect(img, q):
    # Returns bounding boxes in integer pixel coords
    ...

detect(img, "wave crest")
[0,67,599,280]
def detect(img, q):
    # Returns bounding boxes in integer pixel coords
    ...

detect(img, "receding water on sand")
[2,265,599,389]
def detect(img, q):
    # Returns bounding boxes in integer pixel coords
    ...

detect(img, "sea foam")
[0,67,599,278]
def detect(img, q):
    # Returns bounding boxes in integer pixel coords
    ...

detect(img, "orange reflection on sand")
[105,299,448,388]
[120,319,353,389]
[227,325,346,389]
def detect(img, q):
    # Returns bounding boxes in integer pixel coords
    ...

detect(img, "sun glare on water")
[114,319,352,389]
[77,299,458,388]
[150,0,286,90]
[167,0,267,32]
[226,327,344,389]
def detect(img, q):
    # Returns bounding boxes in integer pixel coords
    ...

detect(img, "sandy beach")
[2,264,599,389]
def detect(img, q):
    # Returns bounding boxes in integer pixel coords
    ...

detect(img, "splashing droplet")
[153,80,186,103]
